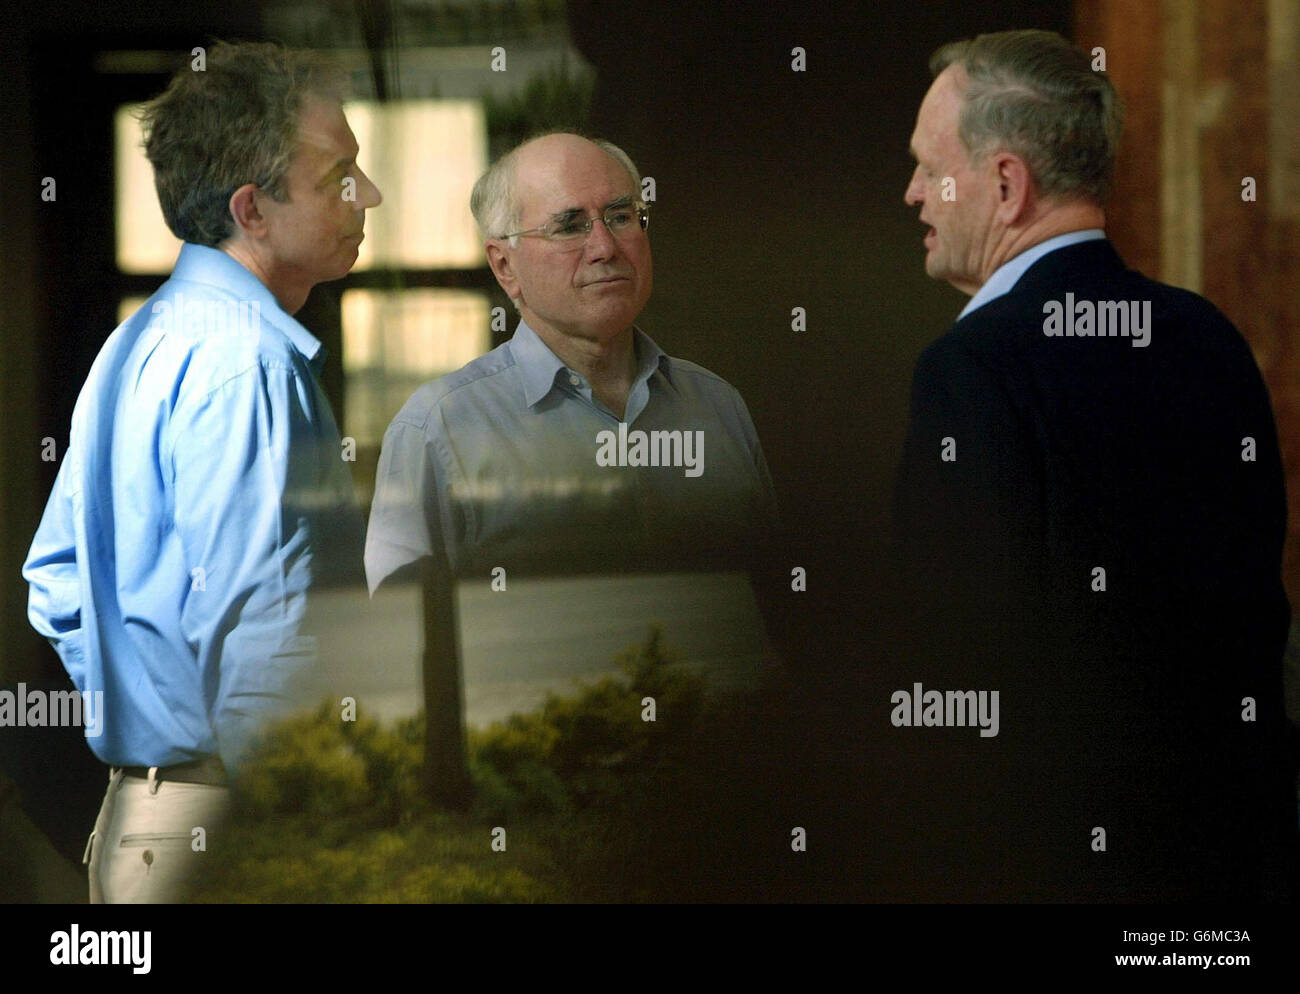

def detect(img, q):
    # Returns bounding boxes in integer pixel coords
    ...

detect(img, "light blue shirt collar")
[510,319,670,410]
[957,229,1107,320]
[171,242,326,371]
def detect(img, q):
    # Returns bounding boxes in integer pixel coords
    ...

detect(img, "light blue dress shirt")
[957,229,1107,320]
[23,243,364,772]
[365,320,778,590]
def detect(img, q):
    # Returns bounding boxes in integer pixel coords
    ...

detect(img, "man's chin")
[923,258,969,292]
[332,249,362,280]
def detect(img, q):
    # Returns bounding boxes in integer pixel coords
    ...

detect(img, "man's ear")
[485,240,521,301]
[993,152,1033,226]
[228,183,268,238]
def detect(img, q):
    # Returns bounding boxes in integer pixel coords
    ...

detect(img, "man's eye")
[551,221,585,237]
[607,211,633,228]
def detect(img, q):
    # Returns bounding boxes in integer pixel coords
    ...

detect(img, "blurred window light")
[115,99,488,273]
[118,296,150,326]
[115,105,182,274]
[342,288,491,448]
[346,99,487,270]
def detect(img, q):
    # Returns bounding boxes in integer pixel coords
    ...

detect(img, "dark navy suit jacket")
[890,238,1296,901]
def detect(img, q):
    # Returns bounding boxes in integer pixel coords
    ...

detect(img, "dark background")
[3,0,1159,890]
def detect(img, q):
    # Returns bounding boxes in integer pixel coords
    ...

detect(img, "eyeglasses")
[502,201,650,243]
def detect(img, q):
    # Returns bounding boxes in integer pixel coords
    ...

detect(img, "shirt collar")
[170,242,326,370]
[633,327,669,385]
[957,229,1107,321]
[510,319,671,408]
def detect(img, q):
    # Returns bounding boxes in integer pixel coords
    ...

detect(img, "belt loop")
[147,766,160,795]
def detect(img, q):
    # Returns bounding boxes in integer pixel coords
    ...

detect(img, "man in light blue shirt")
[22,42,381,902]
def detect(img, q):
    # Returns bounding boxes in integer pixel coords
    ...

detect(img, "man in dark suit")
[891,29,1296,901]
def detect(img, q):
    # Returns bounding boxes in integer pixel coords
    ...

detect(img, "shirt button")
[568,374,580,387]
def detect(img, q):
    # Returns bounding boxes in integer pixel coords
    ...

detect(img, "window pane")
[115,105,182,274]
[342,288,491,448]
[345,99,487,270]
[118,296,151,325]
[115,98,488,273]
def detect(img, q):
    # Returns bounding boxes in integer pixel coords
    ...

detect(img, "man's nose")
[356,166,383,209]
[904,166,923,207]
[583,216,617,260]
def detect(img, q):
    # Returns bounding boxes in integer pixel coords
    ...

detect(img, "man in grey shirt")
[365,132,777,589]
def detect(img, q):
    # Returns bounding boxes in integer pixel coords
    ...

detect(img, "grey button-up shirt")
[365,320,778,589]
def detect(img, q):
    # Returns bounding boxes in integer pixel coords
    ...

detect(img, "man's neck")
[979,202,1106,288]
[219,241,309,315]
[529,319,637,420]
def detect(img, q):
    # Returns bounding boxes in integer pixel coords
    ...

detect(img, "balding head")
[470,132,641,244]
[477,131,652,346]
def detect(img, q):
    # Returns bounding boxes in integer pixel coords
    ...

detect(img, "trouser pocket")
[118,832,193,865]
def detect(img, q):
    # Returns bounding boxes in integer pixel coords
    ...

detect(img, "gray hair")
[470,132,642,246]
[139,41,346,247]
[930,29,1122,204]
